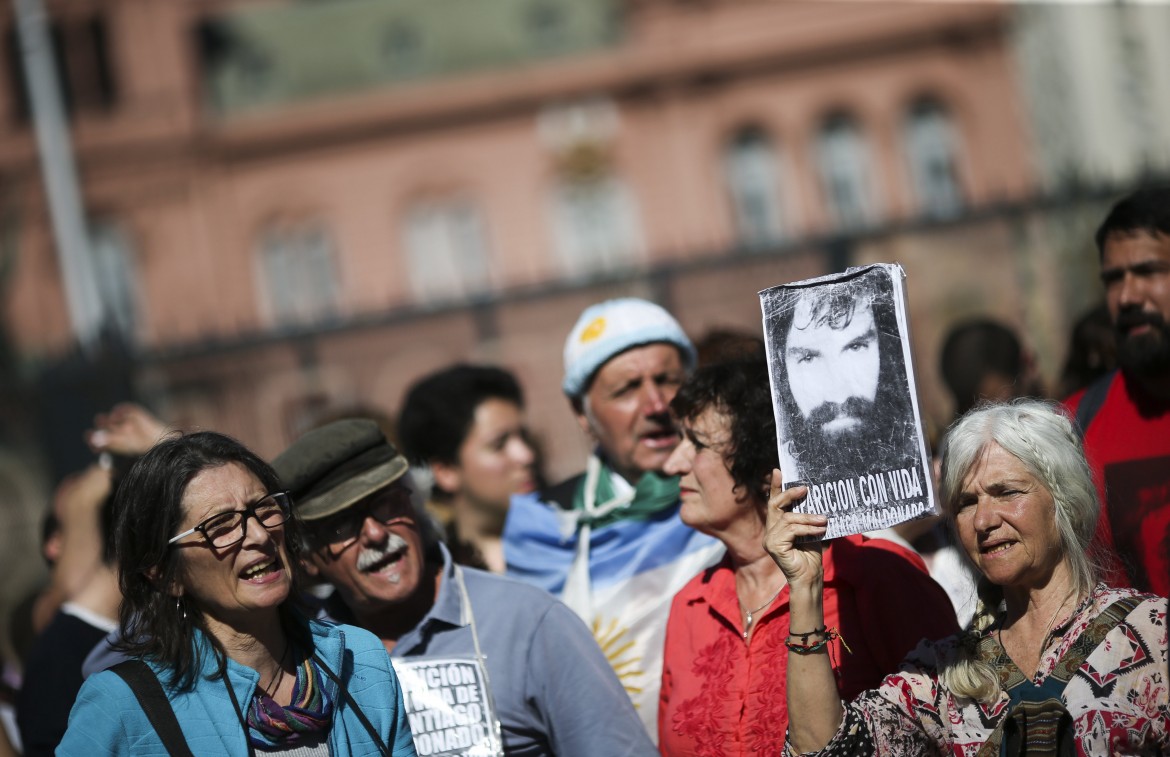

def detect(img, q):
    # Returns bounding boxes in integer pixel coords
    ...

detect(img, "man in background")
[940,318,1039,423]
[503,297,721,736]
[1065,187,1170,596]
[18,403,167,755]
[17,466,117,757]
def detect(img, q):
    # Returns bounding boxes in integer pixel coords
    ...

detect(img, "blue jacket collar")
[151,617,345,706]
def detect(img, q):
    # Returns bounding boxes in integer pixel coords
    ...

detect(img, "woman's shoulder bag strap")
[974,594,1144,757]
[312,652,392,757]
[110,659,195,757]
[1074,369,1118,438]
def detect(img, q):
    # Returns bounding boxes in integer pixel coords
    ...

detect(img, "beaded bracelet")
[788,625,828,645]
[785,626,853,655]
[787,636,830,654]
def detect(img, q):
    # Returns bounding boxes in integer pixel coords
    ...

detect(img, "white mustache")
[355,532,409,573]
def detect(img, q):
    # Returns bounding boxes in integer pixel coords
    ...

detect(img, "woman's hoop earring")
[175,595,187,621]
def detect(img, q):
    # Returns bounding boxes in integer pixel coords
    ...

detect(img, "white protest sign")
[391,657,502,757]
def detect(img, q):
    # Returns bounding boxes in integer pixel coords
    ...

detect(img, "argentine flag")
[504,455,722,739]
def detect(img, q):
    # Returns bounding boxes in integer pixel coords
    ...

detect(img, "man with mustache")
[1064,187,1170,596]
[502,298,722,738]
[274,419,655,756]
[772,275,918,484]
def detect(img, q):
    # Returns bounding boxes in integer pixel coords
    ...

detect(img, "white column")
[14,0,103,350]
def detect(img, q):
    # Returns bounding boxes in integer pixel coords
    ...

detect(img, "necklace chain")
[740,587,783,639]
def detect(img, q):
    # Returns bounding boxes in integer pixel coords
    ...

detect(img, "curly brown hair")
[670,356,776,505]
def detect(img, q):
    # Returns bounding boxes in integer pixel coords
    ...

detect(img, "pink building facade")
[1,0,1047,481]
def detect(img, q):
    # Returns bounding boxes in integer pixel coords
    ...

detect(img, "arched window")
[904,97,964,218]
[816,112,877,230]
[403,198,492,303]
[538,98,640,277]
[88,218,139,343]
[723,126,784,247]
[257,221,339,326]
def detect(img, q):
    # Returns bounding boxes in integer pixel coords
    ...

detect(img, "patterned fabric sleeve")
[784,638,957,757]
[783,590,1170,756]
[783,703,875,757]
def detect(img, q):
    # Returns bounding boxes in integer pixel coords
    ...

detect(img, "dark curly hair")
[940,319,1023,418]
[112,431,309,691]
[398,364,524,470]
[1094,186,1170,259]
[670,356,776,506]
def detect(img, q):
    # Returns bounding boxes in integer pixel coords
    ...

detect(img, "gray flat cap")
[272,419,409,521]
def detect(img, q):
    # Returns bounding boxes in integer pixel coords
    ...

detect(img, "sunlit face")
[784,296,880,438]
[1101,232,1170,374]
[576,343,686,483]
[172,463,292,632]
[664,405,754,537]
[434,399,536,515]
[954,443,1066,590]
[303,482,427,617]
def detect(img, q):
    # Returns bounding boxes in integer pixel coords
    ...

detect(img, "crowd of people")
[2,186,1168,755]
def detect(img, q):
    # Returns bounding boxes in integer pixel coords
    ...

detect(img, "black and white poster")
[392,657,503,757]
[759,263,936,539]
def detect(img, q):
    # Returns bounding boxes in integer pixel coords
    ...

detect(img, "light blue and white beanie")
[562,297,696,397]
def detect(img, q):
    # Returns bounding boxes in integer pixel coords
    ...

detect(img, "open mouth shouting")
[639,424,680,451]
[240,553,285,584]
[356,533,410,583]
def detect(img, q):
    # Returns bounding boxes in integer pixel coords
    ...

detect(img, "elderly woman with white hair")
[765,399,1170,755]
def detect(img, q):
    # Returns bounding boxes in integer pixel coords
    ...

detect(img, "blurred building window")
[816,112,877,230]
[233,49,274,99]
[904,97,964,219]
[724,126,785,247]
[257,223,339,326]
[528,3,567,54]
[403,198,492,303]
[550,173,642,277]
[195,18,274,113]
[5,13,117,123]
[382,21,424,78]
[88,219,139,344]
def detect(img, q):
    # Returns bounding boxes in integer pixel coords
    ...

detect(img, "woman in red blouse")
[657,357,958,756]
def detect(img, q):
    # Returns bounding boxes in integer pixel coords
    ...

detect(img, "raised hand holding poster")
[759,263,936,538]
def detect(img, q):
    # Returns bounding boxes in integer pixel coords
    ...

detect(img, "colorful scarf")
[569,459,681,529]
[246,657,334,749]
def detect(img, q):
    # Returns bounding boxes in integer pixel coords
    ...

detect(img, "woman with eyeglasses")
[58,432,417,756]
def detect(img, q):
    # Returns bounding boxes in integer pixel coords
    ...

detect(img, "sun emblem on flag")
[580,316,606,343]
[593,615,643,704]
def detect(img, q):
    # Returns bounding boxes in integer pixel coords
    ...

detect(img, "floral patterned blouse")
[787,585,1170,756]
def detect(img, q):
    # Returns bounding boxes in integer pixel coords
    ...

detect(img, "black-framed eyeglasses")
[168,491,292,549]
[309,485,414,553]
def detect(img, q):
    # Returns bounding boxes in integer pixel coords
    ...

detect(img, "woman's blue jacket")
[58,619,416,756]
